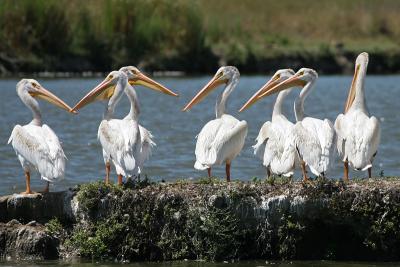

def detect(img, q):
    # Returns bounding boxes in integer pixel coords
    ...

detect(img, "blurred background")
[1,0,400,76]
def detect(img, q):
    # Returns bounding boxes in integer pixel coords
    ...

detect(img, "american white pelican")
[334,52,380,180]
[182,66,248,182]
[72,67,178,185]
[260,68,336,181]
[239,69,297,177]
[8,79,74,194]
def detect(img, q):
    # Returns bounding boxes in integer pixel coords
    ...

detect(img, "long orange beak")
[344,64,360,113]
[71,78,115,112]
[239,75,282,112]
[130,72,178,97]
[30,85,76,114]
[259,74,306,98]
[182,73,227,111]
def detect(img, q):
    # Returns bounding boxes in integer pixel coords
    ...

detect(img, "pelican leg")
[267,167,271,178]
[226,161,231,182]
[301,161,308,182]
[368,167,372,178]
[118,174,123,185]
[207,168,211,178]
[105,162,111,184]
[344,160,349,182]
[21,171,33,194]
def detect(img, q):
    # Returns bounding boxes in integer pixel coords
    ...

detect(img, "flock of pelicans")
[8,52,380,194]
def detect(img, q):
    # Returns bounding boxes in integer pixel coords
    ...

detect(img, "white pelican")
[260,68,336,181]
[182,66,248,182]
[72,67,178,185]
[334,52,380,180]
[8,79,74,194]
[239,69,297,177]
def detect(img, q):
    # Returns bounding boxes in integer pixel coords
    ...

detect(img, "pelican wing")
[294,117,335,176]
[98,119,140,176]
[195,114,248,169]
[253,121,271,160]
[344,114,380,170]
[334,113,346,158]
[138,125,156,173]
[8,124,66,181]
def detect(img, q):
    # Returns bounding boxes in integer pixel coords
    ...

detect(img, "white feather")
[194,114,248,170]
[8,124,66,182]
[98,118,141,177]
[294,117,336,176]
[334,109,380,170]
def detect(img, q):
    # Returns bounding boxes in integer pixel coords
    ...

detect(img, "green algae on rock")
[2,178,400,262]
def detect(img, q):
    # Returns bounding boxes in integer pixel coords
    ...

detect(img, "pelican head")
[17,79,75,113]
[345,52,369,112]
[239,69,295,112]
[71,71,126,112]
[182,66,239,111]
[258,68,318,98]
[119,66,178,97]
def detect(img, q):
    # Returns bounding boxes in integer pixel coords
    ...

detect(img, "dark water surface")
[0,75,399,194]
[1,260,400,267]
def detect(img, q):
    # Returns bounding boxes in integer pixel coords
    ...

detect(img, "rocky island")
[1,178,400,262]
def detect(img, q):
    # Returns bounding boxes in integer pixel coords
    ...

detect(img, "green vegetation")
[1,0,400,75]
[56,178,400,262]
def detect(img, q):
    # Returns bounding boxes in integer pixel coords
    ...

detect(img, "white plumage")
[98,118,141,177]
[183,66,247,181]
[194,114,247,170]
[254,116,297,176]
[8,79,73,194]
[334,52,380,178]
[335,112,380,171]
[241,69,298,177]
[72,67,176,184]
[293,117,335,176]
[8,124,66,182]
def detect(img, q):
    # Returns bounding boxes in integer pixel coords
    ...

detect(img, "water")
[0,75,399,195]
[1,260,400,267]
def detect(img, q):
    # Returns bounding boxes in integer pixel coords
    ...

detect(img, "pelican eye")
[276,74,281,79]
[109,75,113,79]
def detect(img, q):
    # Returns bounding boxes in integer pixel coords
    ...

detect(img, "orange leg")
[226,161,231,182]
[207,168,211,178]
[368,167,372,178]
[105,162,111,184]
[301,161,308,182]
[344,160,349,182]
[21,171,33,194]
[117,174,123,185]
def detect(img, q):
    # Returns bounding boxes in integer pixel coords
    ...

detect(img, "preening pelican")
[72,67,178,185]
[8,79,74,194]
[334,52,380,180]
[261,68,336,181]
[182,66,248,182]
[239,69,297,177]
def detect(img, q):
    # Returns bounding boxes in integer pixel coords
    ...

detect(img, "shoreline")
[2,50,400,78]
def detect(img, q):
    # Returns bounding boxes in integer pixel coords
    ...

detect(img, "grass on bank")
[1,0,400,73]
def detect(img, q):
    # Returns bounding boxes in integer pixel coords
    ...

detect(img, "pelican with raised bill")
[8,79,75,194]
[259,68,336,181]
[71,67,178,185]
[334,52,380,181]
[239,69,298,177]
[182,66,248,182]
